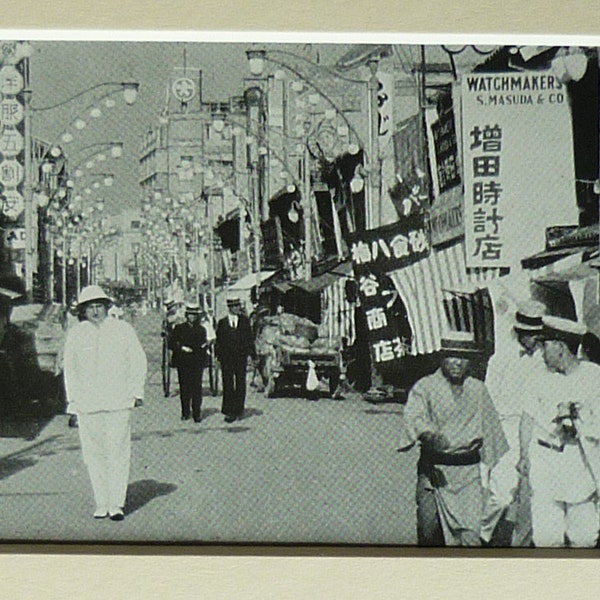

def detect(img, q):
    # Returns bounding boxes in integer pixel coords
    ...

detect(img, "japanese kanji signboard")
[462,72,579,269]
[348,213,430,278]
[426,85,464,246]
[356,271,413,374]
[349,218,426,373]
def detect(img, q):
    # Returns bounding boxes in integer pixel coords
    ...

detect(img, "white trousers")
[530,491,599,548]
[78,409,132,513]
[481,415,519,542]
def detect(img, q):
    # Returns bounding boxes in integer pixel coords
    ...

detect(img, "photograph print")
[0,36,599,548]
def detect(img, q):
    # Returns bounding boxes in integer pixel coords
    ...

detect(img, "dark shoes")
[68,414,78,428]
[109,508,125,521]
[194,417,202,423]
[181,415,190,421]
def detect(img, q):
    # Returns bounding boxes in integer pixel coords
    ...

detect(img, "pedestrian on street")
[402,332,508,546]
[63,285,147,521]
[216,295,253,423]
[518,316,600,547]
[481,300,547,546]
[169,302,208,422]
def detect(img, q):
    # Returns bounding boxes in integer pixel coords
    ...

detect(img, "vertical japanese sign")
[462,72,579,269]
[377,71,401,226]
[0,57,26,221]
[389,115,430,220]
[426,86,464,246]
[356,271,412,373]
[348,216,429,371]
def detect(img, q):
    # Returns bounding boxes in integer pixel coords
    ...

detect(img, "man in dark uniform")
[216,295,253,423]
[169,302,208,423]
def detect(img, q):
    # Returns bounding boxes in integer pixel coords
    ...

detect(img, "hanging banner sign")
[388,115,430,220]
[426,86,465,246]
[0,65,24,95]
[462,72,579,269]
[0,128,24,156]
[1,190,25,220]
[0,159,24,186]
[356,271,413,375]
[348,213,430,277]
[0,97,24,126]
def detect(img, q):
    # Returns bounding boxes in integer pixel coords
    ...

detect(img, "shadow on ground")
[363,407,404,416]
[238,407,263,421]
[125,479,177,516]
[0,456,37,481]
[0,418,53,441]
[0,434,64,481]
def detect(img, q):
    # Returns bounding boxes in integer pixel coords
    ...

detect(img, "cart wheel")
[162,339,171,397]
[265,373,278,398]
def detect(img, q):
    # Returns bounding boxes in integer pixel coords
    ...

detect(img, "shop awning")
[0,286,22,301]
[290,271,340,295]
[521,246,598,270]
[389,240,502,355]
[228,271,277,291]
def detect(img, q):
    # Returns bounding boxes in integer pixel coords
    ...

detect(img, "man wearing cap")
[403,333,508,546]
[63,285,147,521]
[481,300,547,546]
[216,295,253,423]
[518,316,600,547]
[169,302,208,422]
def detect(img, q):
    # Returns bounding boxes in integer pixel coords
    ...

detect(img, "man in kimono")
[403,332,508,546]
[518,316,600,547]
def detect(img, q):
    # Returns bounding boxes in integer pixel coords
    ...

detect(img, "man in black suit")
[216,296,253,423]
[169,302,208,423]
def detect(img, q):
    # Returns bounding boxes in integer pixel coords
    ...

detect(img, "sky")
[25,40,490,217]
[29,41,256,213]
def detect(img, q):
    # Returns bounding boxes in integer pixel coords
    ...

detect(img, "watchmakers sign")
[462,72,579,270]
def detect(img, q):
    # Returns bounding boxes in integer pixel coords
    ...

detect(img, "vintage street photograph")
[0,36,598,548]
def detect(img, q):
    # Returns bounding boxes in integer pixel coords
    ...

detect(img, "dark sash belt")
[420,446,481,466]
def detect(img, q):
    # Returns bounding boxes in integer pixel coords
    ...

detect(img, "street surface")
[0,311,417,545]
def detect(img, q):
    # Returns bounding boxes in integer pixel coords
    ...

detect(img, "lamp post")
[367,55,382,229]
[40,140,122,304]
[22,87,35,300]
[23,77,139,302]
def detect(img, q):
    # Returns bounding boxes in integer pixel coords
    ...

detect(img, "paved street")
[0,311,418,545]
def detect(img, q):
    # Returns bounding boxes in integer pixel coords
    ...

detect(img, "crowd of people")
[61,284,255,521]
[402,301,600,548]
[58,282,600,547]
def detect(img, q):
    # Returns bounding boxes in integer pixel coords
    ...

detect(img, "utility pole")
[303,143,312,281]
[251,163,261,290]
[61,236,67,305]
[23,85,35,302]
[367,56,381,230]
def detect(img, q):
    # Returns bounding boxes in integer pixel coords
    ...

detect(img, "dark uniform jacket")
[215,314,253,366]
[169,321,207,369]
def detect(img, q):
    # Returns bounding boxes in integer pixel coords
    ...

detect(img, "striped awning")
[321,275,356,346]
[389,241,501,355]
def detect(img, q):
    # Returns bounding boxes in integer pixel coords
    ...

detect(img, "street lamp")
[246,46,389,230]
[22,74,139,301]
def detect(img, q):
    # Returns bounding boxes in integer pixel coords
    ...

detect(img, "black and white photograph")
[0,34,599,551]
